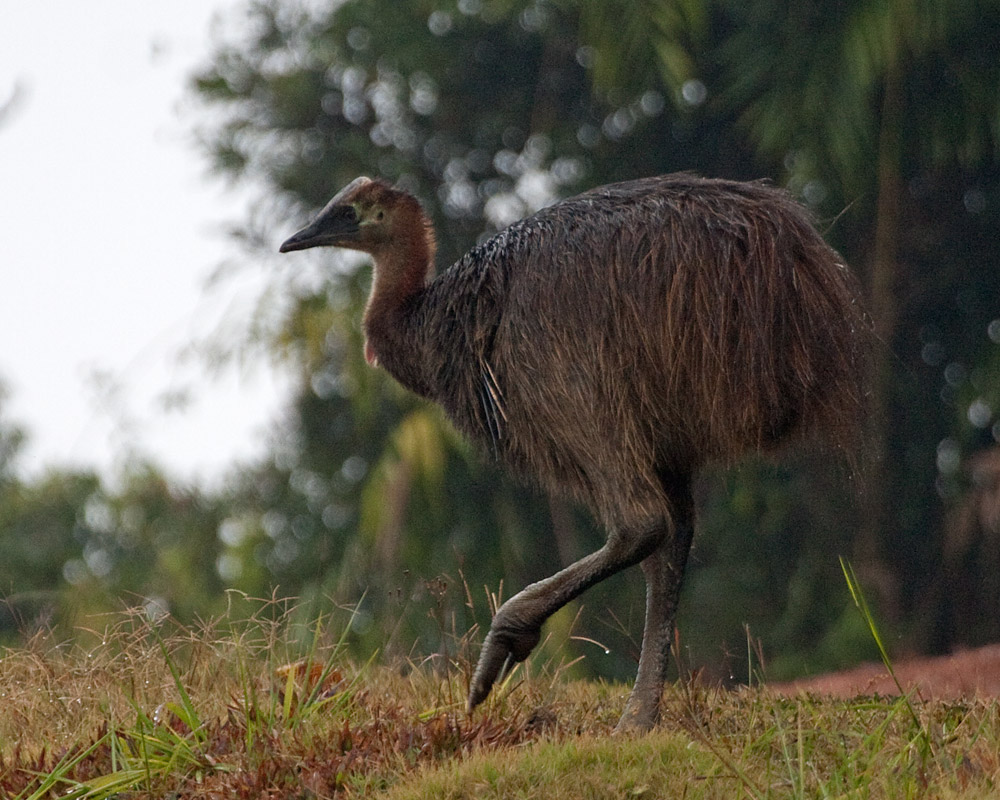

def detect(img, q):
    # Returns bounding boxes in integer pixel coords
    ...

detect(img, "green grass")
[1,602,999,799]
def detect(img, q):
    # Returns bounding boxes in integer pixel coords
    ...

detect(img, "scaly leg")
[615,497,694,732]
[467,522,666,712]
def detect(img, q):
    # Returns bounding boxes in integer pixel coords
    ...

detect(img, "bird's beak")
[279,202,360,253]
[279,176,372,253]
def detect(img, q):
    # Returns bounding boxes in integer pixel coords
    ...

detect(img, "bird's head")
[279,176,418,255]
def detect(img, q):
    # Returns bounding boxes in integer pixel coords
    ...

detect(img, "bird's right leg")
[615,492,694,732]
[467,521,666,712]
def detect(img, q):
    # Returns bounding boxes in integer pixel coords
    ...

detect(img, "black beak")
[279,203,360,253]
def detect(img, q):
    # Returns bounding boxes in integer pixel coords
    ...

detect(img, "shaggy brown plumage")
[280,173,871,731]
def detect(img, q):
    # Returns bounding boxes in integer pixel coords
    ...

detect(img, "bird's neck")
[362,214,436,367]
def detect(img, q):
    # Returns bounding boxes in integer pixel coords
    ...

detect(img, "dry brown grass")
[2,603,1000,799]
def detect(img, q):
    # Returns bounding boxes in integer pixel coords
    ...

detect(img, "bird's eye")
[375,210,385,221]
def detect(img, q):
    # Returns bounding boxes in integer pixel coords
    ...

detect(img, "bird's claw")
[467,622,541,711]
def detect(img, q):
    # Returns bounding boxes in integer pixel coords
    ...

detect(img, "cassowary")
[280,173,869,731]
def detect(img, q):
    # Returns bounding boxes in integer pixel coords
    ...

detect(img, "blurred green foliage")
[2,0,999,684]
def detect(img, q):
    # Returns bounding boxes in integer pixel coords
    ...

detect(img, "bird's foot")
[613,683,662,733]
[467,619,541,711]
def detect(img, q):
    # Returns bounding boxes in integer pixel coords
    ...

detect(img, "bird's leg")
[467,522,666,712]
[614,504,694,733]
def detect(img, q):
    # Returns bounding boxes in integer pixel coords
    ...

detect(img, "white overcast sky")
[0,1,292,484]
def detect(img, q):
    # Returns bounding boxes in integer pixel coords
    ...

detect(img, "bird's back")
[404,174,869,527]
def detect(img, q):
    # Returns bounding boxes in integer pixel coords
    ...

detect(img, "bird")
[280,173,870,731]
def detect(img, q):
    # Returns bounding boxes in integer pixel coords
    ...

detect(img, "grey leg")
[615,514,694,731]
[467,523,666,712]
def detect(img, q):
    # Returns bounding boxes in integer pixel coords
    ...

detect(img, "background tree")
[0,383,230,641]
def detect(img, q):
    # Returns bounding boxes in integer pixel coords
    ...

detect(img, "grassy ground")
[1,605,998,799]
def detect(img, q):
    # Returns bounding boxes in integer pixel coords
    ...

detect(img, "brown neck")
[362,206,436,350]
